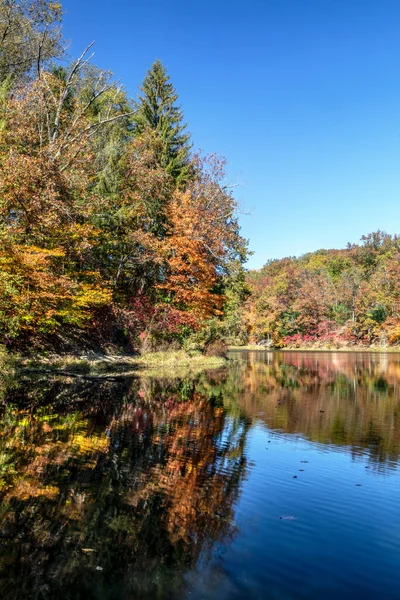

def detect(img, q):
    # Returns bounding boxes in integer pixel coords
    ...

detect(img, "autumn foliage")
[244,231,400,348]
[0,2,247,351]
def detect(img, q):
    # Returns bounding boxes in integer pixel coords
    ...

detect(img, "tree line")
[2,2,398,354]
[244,231,400,348]
[0,0,248,352]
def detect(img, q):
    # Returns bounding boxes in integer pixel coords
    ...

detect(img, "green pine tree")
[134,59,192,186]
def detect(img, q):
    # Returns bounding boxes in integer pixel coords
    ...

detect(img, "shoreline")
[228,345,400,353]
[4,345,399,382]
[10,350,229,379]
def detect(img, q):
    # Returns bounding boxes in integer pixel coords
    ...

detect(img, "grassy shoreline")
[4,344,399,382]
[11,350,229,379]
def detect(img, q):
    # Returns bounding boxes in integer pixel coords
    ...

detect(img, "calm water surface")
[1,351,400,599]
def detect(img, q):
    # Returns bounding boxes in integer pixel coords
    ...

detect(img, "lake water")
[1,351,400,599]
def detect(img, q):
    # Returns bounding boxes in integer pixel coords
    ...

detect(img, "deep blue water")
[1,351,400,599]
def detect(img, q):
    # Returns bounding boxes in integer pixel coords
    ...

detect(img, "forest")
[1,1,400,356]
[244,231,400,348]
[0,0,248,354]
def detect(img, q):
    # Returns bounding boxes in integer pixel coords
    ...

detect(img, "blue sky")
[62,0,400,268]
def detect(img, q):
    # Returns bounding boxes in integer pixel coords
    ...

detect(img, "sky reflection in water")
[0,351,399,599]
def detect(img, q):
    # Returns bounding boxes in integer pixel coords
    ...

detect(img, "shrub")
[204,340,228,358]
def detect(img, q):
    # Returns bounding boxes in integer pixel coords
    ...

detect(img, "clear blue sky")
[62,0,400,269]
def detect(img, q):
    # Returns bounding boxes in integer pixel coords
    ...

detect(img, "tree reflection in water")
[1,351,400,599]
[0,375,249,600]
[224,351,400,466]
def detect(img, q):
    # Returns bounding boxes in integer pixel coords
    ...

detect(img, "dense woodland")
[1,2,400,355]
[244,231,400,348]
[0,0,248,353]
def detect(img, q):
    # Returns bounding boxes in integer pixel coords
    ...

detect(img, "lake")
[1,351,400,599]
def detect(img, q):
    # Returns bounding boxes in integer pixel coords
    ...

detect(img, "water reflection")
[0,351,400,599]
[226,351,400,468]
[0,376,248,599]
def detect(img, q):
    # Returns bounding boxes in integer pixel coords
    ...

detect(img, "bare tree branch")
[58,111,134,171]
[50,41,95,145]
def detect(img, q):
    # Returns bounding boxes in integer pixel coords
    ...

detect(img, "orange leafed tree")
[159,154,247,324]
[160,189,223,321]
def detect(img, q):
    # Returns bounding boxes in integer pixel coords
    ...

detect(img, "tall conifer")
[134,60,192,186]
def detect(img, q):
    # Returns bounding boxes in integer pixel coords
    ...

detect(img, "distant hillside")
[242,231,400,348]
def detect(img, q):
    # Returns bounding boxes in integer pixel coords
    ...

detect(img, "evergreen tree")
[134,60,192,186]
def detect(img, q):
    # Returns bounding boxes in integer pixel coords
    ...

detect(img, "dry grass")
[18,350,228,378]
[136,351,227,377]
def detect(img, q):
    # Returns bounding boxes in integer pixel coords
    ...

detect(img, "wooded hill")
[244,231,400,348]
